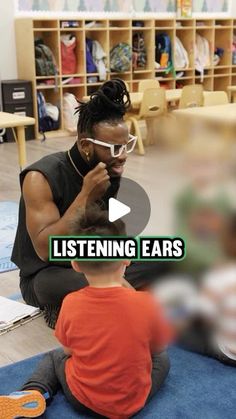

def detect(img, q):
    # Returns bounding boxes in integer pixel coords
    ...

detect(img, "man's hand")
[81,162,110,203]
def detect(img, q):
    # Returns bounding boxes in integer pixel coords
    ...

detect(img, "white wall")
[0,1,17,80]
[232,2,236,16]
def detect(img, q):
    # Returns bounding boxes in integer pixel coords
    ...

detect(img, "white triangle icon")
[108,198,131,222]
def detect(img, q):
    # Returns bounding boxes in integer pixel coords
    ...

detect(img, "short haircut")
[76,79,131,137]
[70,204,126,274]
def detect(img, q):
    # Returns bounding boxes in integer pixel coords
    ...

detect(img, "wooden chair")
[179,84,204,109]
[138,79,160,93]
[126,88,167,155]
[204,91,228,106]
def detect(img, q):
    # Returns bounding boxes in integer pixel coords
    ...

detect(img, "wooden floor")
[0,135,184,367]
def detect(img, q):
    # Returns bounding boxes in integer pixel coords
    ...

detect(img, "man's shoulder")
[20,151,68,186]
[27,151,66,171]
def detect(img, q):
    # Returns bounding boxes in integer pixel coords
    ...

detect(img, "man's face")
[81,121,129,178]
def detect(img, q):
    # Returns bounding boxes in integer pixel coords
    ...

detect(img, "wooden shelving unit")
[15,17,236,139]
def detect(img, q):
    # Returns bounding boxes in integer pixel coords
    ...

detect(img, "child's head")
[70,205,130,278]
[221,213,236,259]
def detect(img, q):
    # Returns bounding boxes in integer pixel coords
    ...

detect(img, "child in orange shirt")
[0,208,172,419]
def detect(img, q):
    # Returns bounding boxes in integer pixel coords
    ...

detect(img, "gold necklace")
[67,150,84,179]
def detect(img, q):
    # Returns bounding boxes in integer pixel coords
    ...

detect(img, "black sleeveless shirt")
[11,142,120,278]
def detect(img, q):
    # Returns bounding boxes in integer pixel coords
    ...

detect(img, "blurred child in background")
[150,136,236,363]
[174,136,235,280]
[179,212,236,366]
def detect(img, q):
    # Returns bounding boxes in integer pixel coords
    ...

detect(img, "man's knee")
[33,276,59,307]
[33,268,88,307]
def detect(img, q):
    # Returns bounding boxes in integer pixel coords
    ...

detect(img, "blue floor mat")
[0,347,235,418]
[0,201,18,273]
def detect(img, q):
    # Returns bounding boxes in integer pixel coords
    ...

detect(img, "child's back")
[0,208,172,419]
[55,286,171,418]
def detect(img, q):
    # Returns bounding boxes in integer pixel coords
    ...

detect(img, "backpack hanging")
[110,43,132,72]
[37,92,60,139]
[63,92,78,133]
[92,40,107,81]
[132,32,147,69]
[155,33,174,74]
[61,34,77,75]
[86,38,97,73]
[34,39,58,76]
[175,37,189,69]
[195,33,211,82]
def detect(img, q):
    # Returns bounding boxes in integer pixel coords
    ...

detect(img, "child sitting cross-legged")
[0,206,173,419]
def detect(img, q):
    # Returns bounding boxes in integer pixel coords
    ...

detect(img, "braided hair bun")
[77,79,131,135]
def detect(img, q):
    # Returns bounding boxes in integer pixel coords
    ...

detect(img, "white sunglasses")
[83,134,137,158]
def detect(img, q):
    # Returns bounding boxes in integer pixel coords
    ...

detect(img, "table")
[0,112,35,170]
[84,91,216,111]
[174,103,236,143]
[173,103,236,126]
[128,89,182,110]
[129,91,215,110]
[83,89,182,110]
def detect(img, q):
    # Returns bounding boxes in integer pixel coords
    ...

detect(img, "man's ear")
[80,138,88,152]
[71,260,81,272]
[80,138,94,160]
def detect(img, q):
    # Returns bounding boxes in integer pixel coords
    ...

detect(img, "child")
[0,207,172,419]
[174,136,235,279]
[179,213,236,366]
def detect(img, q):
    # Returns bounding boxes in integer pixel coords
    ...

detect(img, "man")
[12,79,169,327]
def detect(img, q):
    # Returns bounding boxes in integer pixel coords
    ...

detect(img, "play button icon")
[108,198,131,222]
[86,176,151,236]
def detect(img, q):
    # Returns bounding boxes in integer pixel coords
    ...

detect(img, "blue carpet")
[0,347,235,418]
[0,201,18,273]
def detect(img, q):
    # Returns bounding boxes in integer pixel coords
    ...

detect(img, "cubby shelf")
[15,17,236,139]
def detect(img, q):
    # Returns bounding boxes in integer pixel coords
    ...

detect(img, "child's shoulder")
[62,288,86,305]
[126,289,156,306]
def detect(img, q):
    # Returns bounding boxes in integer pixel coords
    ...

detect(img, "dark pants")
[20,261,171,309]
[21,348,170,418]
[179,317,236,367]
